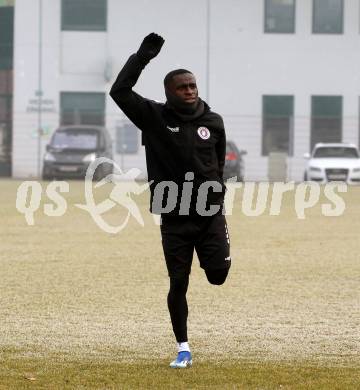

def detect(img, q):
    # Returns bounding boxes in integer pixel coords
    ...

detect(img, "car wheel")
[94,165,106,181]
[42,173,52,181]
[236,169,244,182]
[107,162,114,176]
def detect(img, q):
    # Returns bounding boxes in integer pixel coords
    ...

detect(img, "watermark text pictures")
[15,158,347,233]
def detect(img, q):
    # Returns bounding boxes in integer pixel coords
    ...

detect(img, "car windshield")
[226,144,233,153]
[313,147,359,159]
[226,142,238,154]
[51,129,99,150]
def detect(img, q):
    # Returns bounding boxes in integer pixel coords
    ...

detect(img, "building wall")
[208,0,360,180]
[13,0,61,177]
[12,0,360,180]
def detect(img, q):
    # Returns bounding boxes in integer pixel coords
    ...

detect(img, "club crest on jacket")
[197,127,210,140]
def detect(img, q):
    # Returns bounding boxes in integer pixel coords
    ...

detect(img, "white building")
[10,0,360,180]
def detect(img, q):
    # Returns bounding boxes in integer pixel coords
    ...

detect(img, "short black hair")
[163,69,193,88]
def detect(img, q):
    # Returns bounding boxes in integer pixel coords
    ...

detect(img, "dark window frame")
[60,91,106,126]
[310,95,343,151]
[61,0,107,32]
[264,0,296,34]
[0,93,12,176]
[0,6,14,70]
[312,0,344,34]
[262,95,294,157]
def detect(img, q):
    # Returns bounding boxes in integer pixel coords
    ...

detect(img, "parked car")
[223,140,247,182]
[304,143,360,183]
[42,125,113,180]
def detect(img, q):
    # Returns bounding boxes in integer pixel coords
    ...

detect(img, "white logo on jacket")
[197,126,210,140]
[167,126,180,133]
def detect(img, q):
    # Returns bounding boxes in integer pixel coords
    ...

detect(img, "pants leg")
[205,267,229,285]
[167,275,189,342]
[195,214,231,274]
[160,216,195,342]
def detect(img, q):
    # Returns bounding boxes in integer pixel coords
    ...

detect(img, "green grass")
[0,359,359,390]
[0,179,359,389]
[1,352,359,389]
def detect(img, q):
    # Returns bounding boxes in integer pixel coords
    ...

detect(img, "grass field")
[0,179,359,389]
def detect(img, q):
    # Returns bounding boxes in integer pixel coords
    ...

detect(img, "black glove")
[137,33,165,64]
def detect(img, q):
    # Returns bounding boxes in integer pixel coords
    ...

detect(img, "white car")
[304,143,360,184]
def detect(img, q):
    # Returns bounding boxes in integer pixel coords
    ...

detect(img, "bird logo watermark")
[75,157,151,233]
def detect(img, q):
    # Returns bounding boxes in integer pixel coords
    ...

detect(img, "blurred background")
[0,0,359,181]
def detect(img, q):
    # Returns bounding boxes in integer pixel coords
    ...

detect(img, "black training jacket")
[110,53,226,216]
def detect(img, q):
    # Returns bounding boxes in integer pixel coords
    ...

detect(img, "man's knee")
[205,268,229,285]
[169,275,189,294]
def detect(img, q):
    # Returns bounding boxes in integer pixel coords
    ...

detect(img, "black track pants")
[167,268,229,343]
[167,276,189,343]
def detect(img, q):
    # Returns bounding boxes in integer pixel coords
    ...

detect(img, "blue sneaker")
[169,351,192,368]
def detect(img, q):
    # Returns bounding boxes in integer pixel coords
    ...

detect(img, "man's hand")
[137,33,165,64]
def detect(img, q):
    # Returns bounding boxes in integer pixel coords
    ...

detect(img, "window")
[311,96,342,151]
[0,6,14,70]
[313,0,343,34]
[313,146,359,158]
[0,5,13,176]
[61,0,107,31]
[262,95,294,156]
[60,92,105,126]
[51,129,99,150]
[116,123,139,154]
[264,0,296,33]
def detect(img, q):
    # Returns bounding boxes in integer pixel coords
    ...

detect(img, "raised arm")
[109,33,165,131]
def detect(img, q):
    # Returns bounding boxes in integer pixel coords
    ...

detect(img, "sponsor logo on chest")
[166,126,180,133]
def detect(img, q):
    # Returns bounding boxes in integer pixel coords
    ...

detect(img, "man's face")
[168,73,198,104]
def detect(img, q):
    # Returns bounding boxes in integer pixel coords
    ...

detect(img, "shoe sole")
[169,360,192,368]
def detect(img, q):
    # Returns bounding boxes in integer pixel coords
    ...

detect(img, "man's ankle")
[177,341,190,353]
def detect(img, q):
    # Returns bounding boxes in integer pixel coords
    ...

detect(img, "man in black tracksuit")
[110,33,231,368]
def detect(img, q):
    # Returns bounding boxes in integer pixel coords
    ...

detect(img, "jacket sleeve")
[109,53,157,132]
[215,119,226,180]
